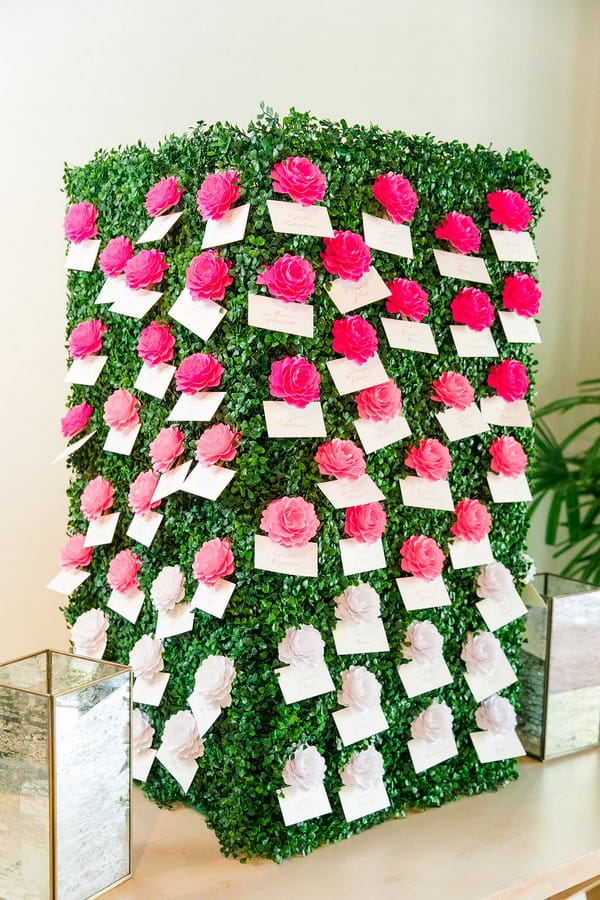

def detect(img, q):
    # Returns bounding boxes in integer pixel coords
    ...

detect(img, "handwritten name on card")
[332,618,390,655]
[267,200,334,238]
[397,657,453,698]
[168,290,226,342]
[433,249,492,284]
[202,203,250,249]
[254,535,318,577]
[396,575,451,611]
[327,354,388,396]
[464,650,517,703]
[276,662,335,704]
[488,229,537,263]
[354,414,411,454]
[381,318,438,355]
[339,538,386,576]
[327,267,390,315]
[498,311,541,344]
[263,401,326,438]
[317,474,385,509]
[487,471,532,504]
[408,733,458,773]
[449,536,494,570]
[332,705,389,746]
[362,212,413,258]
[480,396,532,428]
[435,403,489,442]
[278,783,332,827]
[248,293,314,338]
[399,476,454,511]
[450,325,498,358]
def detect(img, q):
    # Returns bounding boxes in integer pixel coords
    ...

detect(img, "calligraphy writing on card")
[277,784,332,827]
[332,618,389,655]
[450,325,498,358]
[263,401,327,439]
[327,267,390,315]
[339,538,386,576]
[433,249,491,284]
[396,575,451,611]
[362,212,413,258]
[276,662,335,704]
[435,403,489,442]
[202,202,251,249]
[332,705,388,746]
[248,293,314,338]
[381,318,438,355]
[399,476,454,511]
[317,474,385,509]
[488,229,537,263]
[464,651,517,703]
[327,354,388,396]
[398,657,453,698]
[267,199,334,238]
[354,414,411,454]
[254,534,318,577]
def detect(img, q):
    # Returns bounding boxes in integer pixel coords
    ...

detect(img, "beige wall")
[0,0,597,659]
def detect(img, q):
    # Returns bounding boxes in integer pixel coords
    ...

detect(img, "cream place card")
[408,733,458,773]
[168,289,226,341]
[327,267,390,315]
[191,578,236,619]
[399,476,454,511]
[354,414,411,454]
[488,229,537,263]
[267,199,334,238]
[137,211,182,243]
[248,293,314,338]
[187,692,222,737]
[450,536,494,570]
[450,325,498,358]
[381,318,438,355]
[498,311,541,344]
[95,275,127,305]
[327,354,388,396]
[65,355,107,386]
[132,747,156,782]
[317,474,384,509]
[254,535,318,577]
[66,239,100,271]
[339,781,390,823]
[339,538,386,576]
[47,568,90,596]
[52,430,96,465]
[398,657,453,699]
[396,575,451,611]
[108,587,145,624]
[109,287,162,319]
[155,603,195,640]
[362,212,413,258]
[132,672,170,707]
[103,423,141,456]
[433,249,491,284]
[151,460,193,502]
[263,401,327,439]
[84,512,120,548]
[487,471,532,503]
[276,662,335,704]
[470,728,526,763]
[435,403,489,442]
[278,783,332,827]
[126,512,163,547]
[135,362,176,400]
[168,391,225,422]
[464,652,517,703]
[476,591,528,632]
[480,396,532,428]
[332,705,388,746]
[182,463,236,501]
[202,202,251,249]
[156,745,198,793]
[332,618,389,655]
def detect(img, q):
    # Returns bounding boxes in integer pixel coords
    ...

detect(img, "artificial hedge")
[62,106,550,861]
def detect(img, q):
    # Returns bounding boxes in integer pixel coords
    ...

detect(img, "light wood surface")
[108,749,600,900]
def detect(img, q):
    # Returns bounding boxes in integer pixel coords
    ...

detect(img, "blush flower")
[129,635,164,680]
[80,476,114,521]
[402,621,444,665]
[132,708,154,753]
[435,211,481,254]
[502,273,541,318]
[128,470,161,515]
[405,438,452,481]
[451,499,492,543]
[69,319,107,359]
[270,156,326,206]
[321,230,371,281]
[269,356,320,408]
[144,176,184,217]
[314,439,366,481]
[149,426,185,474]
[372,172,418,224]
[431,371,475,410]
[331,315,378,364]
[103,388,140,431]
[59,534,93,570]
[461,631,501,676]
[61,402,93,438]
[344,502,387,544]
[99,236,134,277]
[476,562,515,601]
[185,251,233,302]
[106,548,141,594]
[450,288,495,331]
[137,322,175,367]
[162,711,204,760]
[175,353,224,394]
[410,700,454,743]
[341,746,384,790]
[400,535,445,581]
[489,435,528,477]
[334,582,380,626]
[196,423,240,466]
[487,189,532,232]
[256,254,316,304]
[282,746,326,791]
[124,249,169,290]
[487,359,530,402]
[197,170,241,220]
[64,201,98,243]
[260,497,319,548]
[194,655,236,707]
[355,380,402,422]
[475,694,517,735]
[278,625,324,669]
[337,665,381,710]
[150,565,186,612]
[385,278,429,321]
[192,537,235,585]
[71,609,109,659]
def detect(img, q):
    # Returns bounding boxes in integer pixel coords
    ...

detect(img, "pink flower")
[192,537,235,585]
[137,322,175,367]
[149,426,185,474]
[321,230,371,281]
[175,353,224,395]
[107,548,141,593]
[405,439,452,481]
[487,189,532,232]
[434,211,481,254]
[270,156,326,206]
[372,172,418,224]
[185,251,233,302]
[314,439,366,481]
[355,380,402,422]
[487,359,529,402]
[61,403,93,438]
[489,435,528,477]
[331,315,378,364]
[344,502,387,544]
[431,371,475,410]
[502,273,541,318]
[451,499,492,543]
[103,389,140,430]
[269,356,320,408]
[260,497,319,548]
[385,278,429,321]
[450,287,495,331]
[257,254,316,304]
[128,470,161,515]
[124,250,169,290]
[80,476,114,521]
[197,170,241,220]
[99,236,134,277]
[144,176,184,217]
[196,423,240,466]
[69,319,107,359]
[400,535,445,581]
[59,534,93,570]
[64,201,98,243]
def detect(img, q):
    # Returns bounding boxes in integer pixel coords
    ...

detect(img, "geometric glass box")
[0,650,131,899]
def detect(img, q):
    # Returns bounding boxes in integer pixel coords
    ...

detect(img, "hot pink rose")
[270,156,326,206]
[405,439,452,481]
[124,250,169,290]
[197,170,241,220]
[502,273,541,318]
[175,353,224,394]
[372,172,418,224]
[185,251,233,302]
[103,389,140,430]
[69,319,107,359]
[128,470,161,515]
[196,423,240,466]
[400,535,445,581]
[451,499,492,543]
[59,534,93,570]
[487,359,529,402]
[144,176,185,217]
[99,236,134,277]
[149,426,185,474]
[107,548,141,593]
[257,254,316,304]
[80,476,114,521]
[431,371,475,410]
[489,435,528,477]
[321,230,371,282]
[269,356,320,408]
[137,322,175,367]
[450,288,495,331]
[64,201,98,243]
[260,497,319,548]
[331,315,378,364]
[61,402,93,438]
[385,278,429,321]
[344,502,387,544]
[355,380,402,422]
[487,189,532,232]
[434,211,481,254]
[314,439,366,481]
[193,537,235,585]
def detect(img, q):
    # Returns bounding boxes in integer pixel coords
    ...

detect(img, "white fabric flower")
[194,655,236,708]
[278,624,324,668]
[71,608,109,659]
[334,582,380,626]
[129,634,164,681]
[337,665,381,711]
[461,631,502,676]
[520,552,537,584]
[410,700,454,743]
[150,564,186,612]
[162,710,204,759]
[132,707,154,753]
[402,620,443,664]
[340,746,384,789]
[475,694,517,735]
[476,562,514,601]
[282,746,326,791]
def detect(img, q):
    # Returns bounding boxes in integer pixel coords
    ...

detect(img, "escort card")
[362,212,414,258]
[52,430,96,465]
[488,229,538,263]
[107,587,145,624]
[278,783,332,827]
[155,603,195,640]
[132,747,156,783]
[134,362,176,399]
[267,199,334,238]
[202,202,251,249]
[182,463,236,501]
[470,728,526,763]
[254,535,318,577]
[95,275,127,305]
[191,578,236,619]
[187,692,222,737]
[156,745,197,793]
[339,781,390,823]
[263,401,327,438]
[327,354,388,396]
[327,267,390,315]
[332,618,389,655]
[498,311,542,344]
[332,705,388,746]
[84,512,120,548]
[103,423,141,456]
[66,238,100,271]
[276,662,335,704]
[449,536,494,570]
[435,403,489,442]
[464,649,517,703]
[354,414,411,454]
[480,396,532,428]
[168,289,226,341]
[339,538,386,576]
[397,657,453,698]
[47,568,90,596]
[151,460,193,502]
[109,287,162,319]
[317,474,385,509]
[137,211,182,243]
[433,249,491,284]
[408,732,458,773]
[476,591,528,632]
[381,318,438,355]
[487,472,532,503]
[65,355,108,386]
[396,575,451,611]
[132,671,170,707]
[126,511,163,547]
[248,293,314,338]
[168,391,225,422]
[450,325,498,358]
[399,476,454,511]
